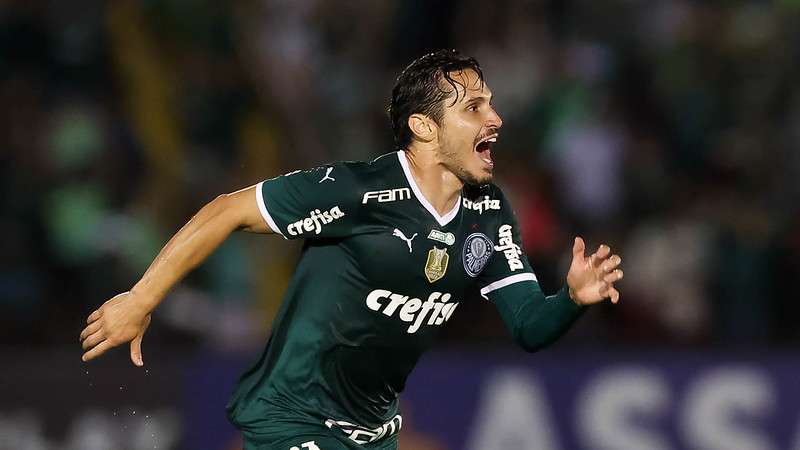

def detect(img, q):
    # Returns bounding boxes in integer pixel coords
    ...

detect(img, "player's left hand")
[566,236,623,305]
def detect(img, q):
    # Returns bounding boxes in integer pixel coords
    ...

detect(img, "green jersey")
[226,151,582,446]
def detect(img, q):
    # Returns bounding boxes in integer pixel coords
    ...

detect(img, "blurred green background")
[2,1,799,449]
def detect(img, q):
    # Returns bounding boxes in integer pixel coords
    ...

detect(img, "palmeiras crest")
[462,233,493,277]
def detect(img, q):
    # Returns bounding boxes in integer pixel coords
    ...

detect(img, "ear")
[408,113,437,143]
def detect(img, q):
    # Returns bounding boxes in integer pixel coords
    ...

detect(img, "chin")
[476,174,493,185]
[462,170,493,186]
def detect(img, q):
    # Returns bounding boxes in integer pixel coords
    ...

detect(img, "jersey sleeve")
[475,188,539,299]
[476,187,584,352]
[255,163,359,240]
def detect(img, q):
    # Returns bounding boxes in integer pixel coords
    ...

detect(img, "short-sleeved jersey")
[226,151,538,443]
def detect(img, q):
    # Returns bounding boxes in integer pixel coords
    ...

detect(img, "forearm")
[492,283,585,352]
[131,195,242,311]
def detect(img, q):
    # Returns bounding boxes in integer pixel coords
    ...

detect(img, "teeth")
[478,135,498,144]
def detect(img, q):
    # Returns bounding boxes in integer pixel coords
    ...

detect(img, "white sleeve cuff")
[480,273,538,300]
[255,181,287,239]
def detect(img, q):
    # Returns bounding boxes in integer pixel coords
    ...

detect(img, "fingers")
[82,340,113,362]
[86,309,102,324]
[590,244,611,268]
[599,271,622,304]
[130,315,151,367]
[603,269,624,283]
[572,236,586,259]
[79,320,101,342]
[597,254,622,273]
[569,238,623,305]
[595,262,623,303]
[81,329,105,350]
[596,282,607,298]
[130,335,144,367]
[609,287,620,304]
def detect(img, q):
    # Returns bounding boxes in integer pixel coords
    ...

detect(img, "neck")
[403,146,463,216]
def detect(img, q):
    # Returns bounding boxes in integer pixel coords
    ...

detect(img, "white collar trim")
[396,151,461,227]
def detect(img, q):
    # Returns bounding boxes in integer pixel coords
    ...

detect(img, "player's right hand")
[79,292,152,366]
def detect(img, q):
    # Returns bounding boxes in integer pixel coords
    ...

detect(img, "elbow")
[209,193,231,209]
[513,329,559,353]
[207,193,239,219]
[516,338,548,353]
[196,194,241,230]
[210,187,272,234]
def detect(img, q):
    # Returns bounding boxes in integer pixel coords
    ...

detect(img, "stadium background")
[2,0,799,449]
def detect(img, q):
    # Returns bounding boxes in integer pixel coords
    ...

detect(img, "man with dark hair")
[80,49,623,450]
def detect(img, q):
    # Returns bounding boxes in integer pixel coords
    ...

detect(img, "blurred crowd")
[2,0,799,352]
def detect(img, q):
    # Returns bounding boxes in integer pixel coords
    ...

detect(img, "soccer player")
[80,50,623,450]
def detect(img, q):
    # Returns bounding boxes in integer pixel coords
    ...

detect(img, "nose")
[487,106,503,130]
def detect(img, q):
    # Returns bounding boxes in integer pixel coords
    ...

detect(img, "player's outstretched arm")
[490,237,623,352]
[79,185,273,366]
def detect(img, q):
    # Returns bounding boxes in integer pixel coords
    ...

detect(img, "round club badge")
[463,233,494,277]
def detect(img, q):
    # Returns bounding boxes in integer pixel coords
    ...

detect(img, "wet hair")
[388,49,484,150]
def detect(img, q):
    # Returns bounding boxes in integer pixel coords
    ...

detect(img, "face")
[436,69,503,186]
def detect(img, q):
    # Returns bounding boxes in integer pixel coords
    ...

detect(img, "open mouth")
[474,133,498,168]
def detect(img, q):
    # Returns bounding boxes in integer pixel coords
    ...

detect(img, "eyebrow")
[465,94,493,104]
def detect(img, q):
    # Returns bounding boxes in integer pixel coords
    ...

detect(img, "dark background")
[2,1,798,449]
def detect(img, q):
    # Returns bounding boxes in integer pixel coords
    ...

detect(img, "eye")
[467,104,479,112]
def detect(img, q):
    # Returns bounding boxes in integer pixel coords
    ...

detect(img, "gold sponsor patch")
[425,246,449,283]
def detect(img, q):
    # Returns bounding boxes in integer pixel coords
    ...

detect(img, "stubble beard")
[440,144,492,187]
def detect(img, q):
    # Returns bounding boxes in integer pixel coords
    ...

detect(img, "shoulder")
[276,152,405,211]
[344,151,416,205]
[272,152,394,190]
[318,151,399,183]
